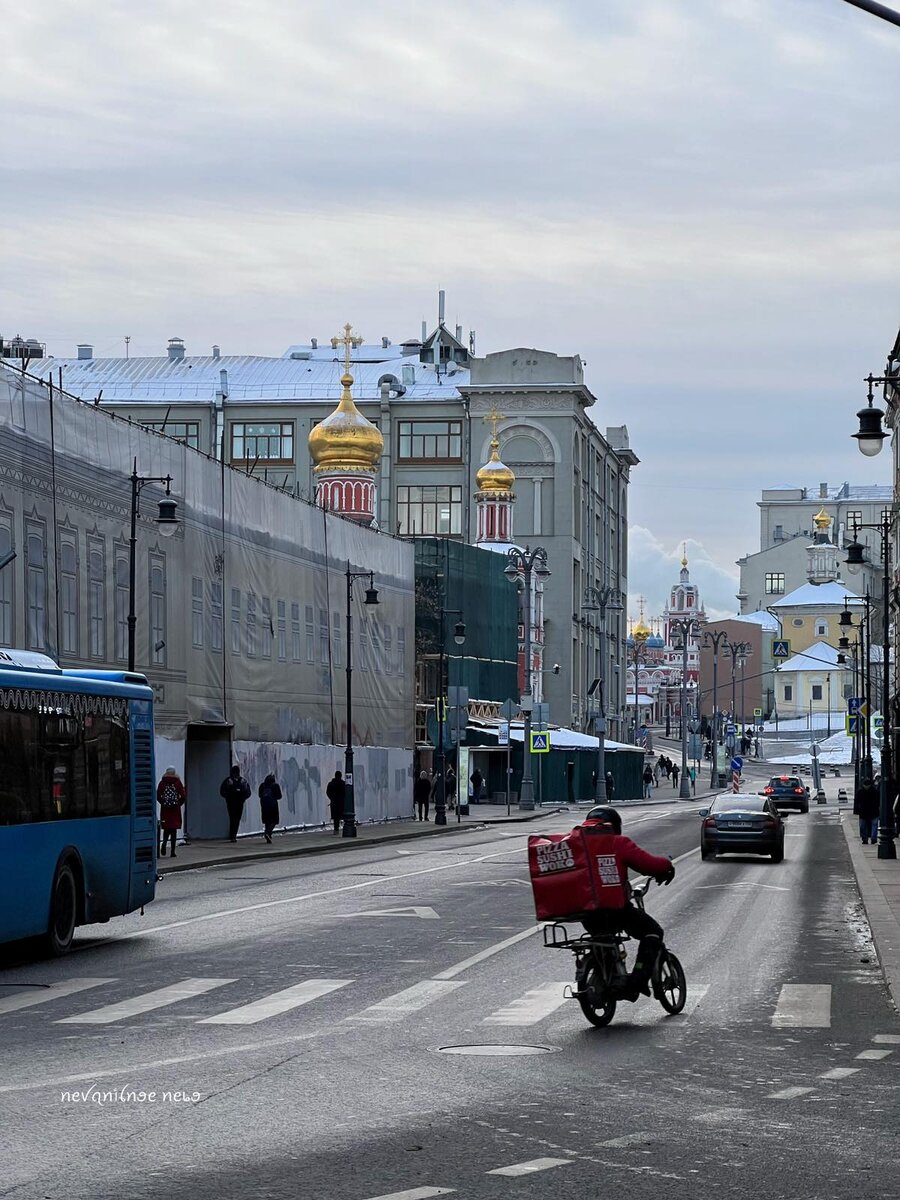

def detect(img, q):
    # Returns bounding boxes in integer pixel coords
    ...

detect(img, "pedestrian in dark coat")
[470,768,483,803]
[855,776,880,844]
[605,771,615,801]
[219,764,251,843]
[258,773,282,844]
[157,767,185,858]
[326,770,346,834]
[671,762,680,788]
[642,763,654,799]
[414,770,431,821]
[663,757,672,780]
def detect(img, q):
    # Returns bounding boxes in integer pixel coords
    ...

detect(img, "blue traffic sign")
[731,756,743,773]
[772,640,791,659]
[848,697,862,715]
[725,723,736,735]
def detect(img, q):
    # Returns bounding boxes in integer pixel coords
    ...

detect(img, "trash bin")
[717,772,727,788]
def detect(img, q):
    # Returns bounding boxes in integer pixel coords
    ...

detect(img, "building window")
[332,611,342,668]
[816,620,828,637]
[371,618,381,673]
[792,617,803,627]
[291,602,302,662]
[58,529,79,657]
[359,614,369,672]
[397,626,406,676]
[140,420,200,449]
[246,592,257,657]
[811,684,823,701]
[261,597,272,658]
[396,485,462,536]
[210,581,223,652]
[765,573,785,595]
[383,623,392,674]
[230,422,294,462]
[87,536,105,659]
[846,509,862,530]
[114,548,129,662]
[397,420,462,461]
[0,512,13,647]
[783,684,793,702]
[192,577,204,648]
[149,552,166,666]
[231,587,242,654]
[303,605,315,663]
[319,609,329,664]
[277,599,287,661]
[24,518,47,652]
[774,524,784,540]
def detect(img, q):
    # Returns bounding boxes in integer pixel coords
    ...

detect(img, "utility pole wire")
[842,0,900,30]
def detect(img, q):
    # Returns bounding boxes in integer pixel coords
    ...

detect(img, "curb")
[840,813,900,1013]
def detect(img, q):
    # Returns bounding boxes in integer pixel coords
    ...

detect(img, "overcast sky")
[3,0,898,621]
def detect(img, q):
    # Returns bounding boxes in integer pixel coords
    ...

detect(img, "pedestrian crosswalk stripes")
[772,984,832,1028]
[348,979,465,1024]
[362,1190,455,1200]
[483,982,571,1026]
[199,979,353,1025]
[0,978,113,1015]
[487,1158,574,1177]
[56,978,236,1025]
[626,984,709,1025]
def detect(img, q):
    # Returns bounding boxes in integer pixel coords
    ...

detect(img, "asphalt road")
[1,795,896,1200]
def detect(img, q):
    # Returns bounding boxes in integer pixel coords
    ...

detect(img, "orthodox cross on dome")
[330,322,364,374]
[483,405,505,441]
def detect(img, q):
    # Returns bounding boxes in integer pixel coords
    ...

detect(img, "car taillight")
[703,817,716,827]
[763,787,773,794]
[763,818,777,828]
[794,788,803,794]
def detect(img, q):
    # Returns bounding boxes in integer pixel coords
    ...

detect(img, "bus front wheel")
[46,862,78,955]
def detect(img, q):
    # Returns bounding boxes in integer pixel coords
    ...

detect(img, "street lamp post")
[343,564,380,838]
[670,616,697,799]
[704,629,728,787]
[128,459,178,672]
[434,589,466,827]
[629,626,650,744]
[582,584,624,803]
[505,546,550,811]
[723,640,752,734]
[846,520,897,859]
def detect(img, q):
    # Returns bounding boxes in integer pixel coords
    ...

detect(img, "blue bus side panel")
[129,699,157,912]
[0,818,131,941]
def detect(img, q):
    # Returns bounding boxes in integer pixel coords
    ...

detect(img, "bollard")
[837,787,848,807]
[816,789,827,805]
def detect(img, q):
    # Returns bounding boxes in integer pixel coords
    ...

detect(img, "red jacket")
[580,826,672,908]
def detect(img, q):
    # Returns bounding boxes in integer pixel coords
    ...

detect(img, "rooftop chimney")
[455,324,462,342]
[77,344,93,361]
[819,482,828,499]
[421,320,427,341]
[212,345,220,360]
[438,289,445,323]
[382,336,391,349]
[167,337,185,363]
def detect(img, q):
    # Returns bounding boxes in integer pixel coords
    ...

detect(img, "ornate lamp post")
[670,616,698,799]
[342,565,380,838]
[128,460,178,672]
[582,584,624,802]
[505,546,550,811]
[722,640,752,731]
[846,520,896,858]
[703,629,728,787]
[628,616,651,744]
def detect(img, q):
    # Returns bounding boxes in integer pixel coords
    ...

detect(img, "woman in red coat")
[157,767,186,859]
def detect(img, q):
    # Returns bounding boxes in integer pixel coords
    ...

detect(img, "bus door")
[129,699,157,910]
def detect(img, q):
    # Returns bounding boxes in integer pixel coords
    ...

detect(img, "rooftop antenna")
[125,336,130,359]
[438,289,445,325]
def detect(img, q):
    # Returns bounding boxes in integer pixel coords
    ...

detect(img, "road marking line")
[0,978,114,1015]
[627,984,709,1026]
[433,926,541,981]
[772,985,831,1028]
[483,982,570,1026]
[361,1189,455,1200]
[820,1067,860,1080]
[199,979,353,1025]
[855,1049,893,1061]
[487,1158,574,1177]
[348,980,465,1024]
[601,1132,655,1148]
[57,978,235,1024]
[334,906,440,920]
[873,1034,900,1044]
[766,1086,816,1099]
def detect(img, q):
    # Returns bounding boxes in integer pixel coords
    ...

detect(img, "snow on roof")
[730,611,780,632]
[469,719,642,752]
[775,640,841,672]
[25,353,469,404]
[765,484,893,501]
[769,581,862,609]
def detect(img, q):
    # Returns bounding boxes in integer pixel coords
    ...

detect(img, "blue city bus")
[0,649,157,953]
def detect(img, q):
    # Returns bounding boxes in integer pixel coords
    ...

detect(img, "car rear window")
[711,795,767,813]
[769,777,801,787]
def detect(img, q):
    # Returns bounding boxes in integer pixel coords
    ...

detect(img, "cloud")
[628,527,740,623]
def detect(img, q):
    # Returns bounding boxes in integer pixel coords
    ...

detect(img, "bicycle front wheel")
[654,950,687,1014]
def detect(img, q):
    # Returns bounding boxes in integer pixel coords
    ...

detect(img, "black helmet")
[585,805,622,834]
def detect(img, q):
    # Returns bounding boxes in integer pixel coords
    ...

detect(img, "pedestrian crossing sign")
[846,714,860,735]
[530,731,551,753]
[772,640,791,659]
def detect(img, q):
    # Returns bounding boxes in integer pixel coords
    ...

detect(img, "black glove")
[657,863,675,886]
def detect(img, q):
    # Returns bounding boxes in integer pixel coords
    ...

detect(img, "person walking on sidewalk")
[671,761,680,789]
[414,770,431,821]
[220,764,251,843]
[326,770,346,834]
[258,773,282,844]
[855,775,879,844]
[156,766,185,858]
[642,762,654,799]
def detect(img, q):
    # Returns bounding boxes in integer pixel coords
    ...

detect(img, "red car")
[762,775,810,814]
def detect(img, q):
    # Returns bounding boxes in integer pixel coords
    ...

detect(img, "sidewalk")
[840,809,900,1013]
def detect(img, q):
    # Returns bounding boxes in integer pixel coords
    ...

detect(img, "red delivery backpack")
[528,826,628,920]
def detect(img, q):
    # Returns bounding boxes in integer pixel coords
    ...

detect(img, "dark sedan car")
[763,775,810,814]
[700,793,785,862]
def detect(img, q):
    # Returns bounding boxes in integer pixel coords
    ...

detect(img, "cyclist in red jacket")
[581,805,675,999]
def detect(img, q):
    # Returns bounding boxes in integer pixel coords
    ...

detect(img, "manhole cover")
[435,1044,560,1057]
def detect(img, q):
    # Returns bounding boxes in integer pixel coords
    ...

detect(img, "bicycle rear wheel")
[653,950,687,1014]
[576,963,617,1027]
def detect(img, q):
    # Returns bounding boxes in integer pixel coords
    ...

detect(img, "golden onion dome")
[632,617,652,642]
[813,506,831,531]
[308,371,384,472]
[476,438,515,494]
